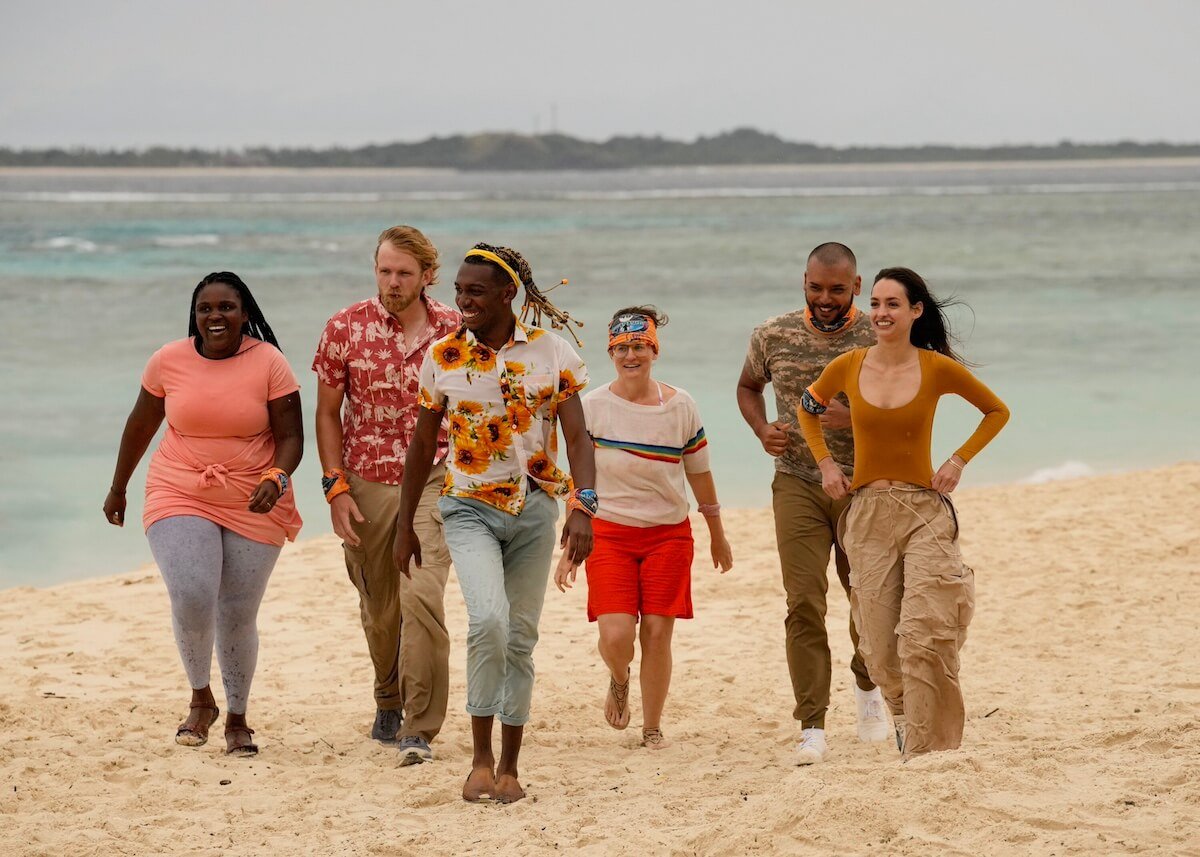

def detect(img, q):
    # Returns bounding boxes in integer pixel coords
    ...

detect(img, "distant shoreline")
[4,156,1200,177]
[4,128,1198,170]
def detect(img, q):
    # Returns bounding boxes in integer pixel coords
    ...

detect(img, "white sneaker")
[793,727,828,765]
[893,715,907,755]
[855,686,892,743]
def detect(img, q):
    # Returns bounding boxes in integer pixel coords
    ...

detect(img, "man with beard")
[312,225,461,765]
[736,241,891,765]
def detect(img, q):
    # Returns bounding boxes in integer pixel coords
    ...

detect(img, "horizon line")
[4,128,1200,154]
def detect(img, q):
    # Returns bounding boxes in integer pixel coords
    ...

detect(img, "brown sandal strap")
[609,672,630,707]
[224,725,257,755]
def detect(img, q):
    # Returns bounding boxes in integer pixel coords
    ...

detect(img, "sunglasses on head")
[609,314,651,335]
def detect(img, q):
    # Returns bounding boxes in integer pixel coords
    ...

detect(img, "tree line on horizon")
[3,128,1198,170]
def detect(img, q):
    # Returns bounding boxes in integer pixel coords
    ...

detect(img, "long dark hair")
[873,267,968,364]
[188,272,281,351]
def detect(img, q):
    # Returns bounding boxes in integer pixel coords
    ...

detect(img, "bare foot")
[462,765,498,802]
[494,773,526,804]
[604,670,631,730]
[642,727,670,750]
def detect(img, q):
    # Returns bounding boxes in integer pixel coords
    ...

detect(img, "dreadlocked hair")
[188,272,282,351]
[465,242,584,346]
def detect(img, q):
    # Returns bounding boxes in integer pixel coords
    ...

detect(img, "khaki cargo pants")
[773,472,875,729]
[344,465,452,742]
[840,486,975,756]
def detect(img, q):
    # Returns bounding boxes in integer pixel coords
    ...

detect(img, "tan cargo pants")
[840,486,975,756]
[344,465,452,742]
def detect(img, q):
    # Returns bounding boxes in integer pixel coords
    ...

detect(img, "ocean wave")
[2,182,1200,204]
[0,191,467,203]
[1021,460,1097,484]
[152,234,220,247]
[561,182,1200,200]
[34,236,99,252]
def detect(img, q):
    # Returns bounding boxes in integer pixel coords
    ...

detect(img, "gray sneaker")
[397,735,433,766]
[371,708,402,743]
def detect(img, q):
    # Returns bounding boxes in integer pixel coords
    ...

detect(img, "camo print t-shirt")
[744,308,875,482]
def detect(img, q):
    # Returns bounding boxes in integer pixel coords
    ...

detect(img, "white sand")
[2,464,1198,855]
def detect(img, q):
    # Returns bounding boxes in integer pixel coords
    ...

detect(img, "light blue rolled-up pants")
[438,489,558,726]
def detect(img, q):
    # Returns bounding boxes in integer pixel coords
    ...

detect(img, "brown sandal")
[175,702,219,747]
[224,724,258,757]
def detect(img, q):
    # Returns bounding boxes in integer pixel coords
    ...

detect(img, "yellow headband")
[465,248,523,291]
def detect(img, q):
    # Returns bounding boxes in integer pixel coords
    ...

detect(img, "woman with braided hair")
[397,242,595,803]
[104,272,303,756]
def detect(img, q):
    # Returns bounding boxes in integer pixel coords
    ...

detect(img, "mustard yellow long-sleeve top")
[797,348,1010,491]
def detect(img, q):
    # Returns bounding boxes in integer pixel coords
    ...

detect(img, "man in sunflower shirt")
[397,243,596,804]
[313,226,461,765]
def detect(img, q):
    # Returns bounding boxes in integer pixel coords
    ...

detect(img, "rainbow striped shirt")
[582,382,712,528]
[592,428,708,464]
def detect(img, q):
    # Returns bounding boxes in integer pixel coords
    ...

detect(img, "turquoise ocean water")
[2,161,1198,586]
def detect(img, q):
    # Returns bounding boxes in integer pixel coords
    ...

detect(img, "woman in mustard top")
[797,267,1009,758]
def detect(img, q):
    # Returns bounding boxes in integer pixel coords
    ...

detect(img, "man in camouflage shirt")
[737,242,890,765]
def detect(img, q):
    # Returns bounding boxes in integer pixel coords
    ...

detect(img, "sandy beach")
[2,463,1197,856]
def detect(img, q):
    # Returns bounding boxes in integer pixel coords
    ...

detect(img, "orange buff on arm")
[322,468,351,503]
[259,467,289,494]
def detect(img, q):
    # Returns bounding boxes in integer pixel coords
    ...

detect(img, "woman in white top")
[555,307,732,749]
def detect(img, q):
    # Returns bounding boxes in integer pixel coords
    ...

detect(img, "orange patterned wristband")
[259,467,289,494]
[322,468,351,503]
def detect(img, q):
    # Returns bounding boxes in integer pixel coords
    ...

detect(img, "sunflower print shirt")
[418,319,588,515]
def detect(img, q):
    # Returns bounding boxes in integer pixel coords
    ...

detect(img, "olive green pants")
[344,466,451,742]
[772,472,875,729]
[841,486,975,756]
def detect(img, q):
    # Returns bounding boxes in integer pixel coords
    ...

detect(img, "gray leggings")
[147,516,281,715]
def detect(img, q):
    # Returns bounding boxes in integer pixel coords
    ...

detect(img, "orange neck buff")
[804,304,860,334]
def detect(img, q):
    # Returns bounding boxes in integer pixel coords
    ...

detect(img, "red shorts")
[585,518,694,622]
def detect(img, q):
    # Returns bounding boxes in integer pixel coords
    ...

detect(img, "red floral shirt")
[312,295,461,484]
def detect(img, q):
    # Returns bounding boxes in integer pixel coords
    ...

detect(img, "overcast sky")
[2,0,1197,149]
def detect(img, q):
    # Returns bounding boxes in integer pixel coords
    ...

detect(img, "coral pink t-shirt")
[141,337,303,546]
